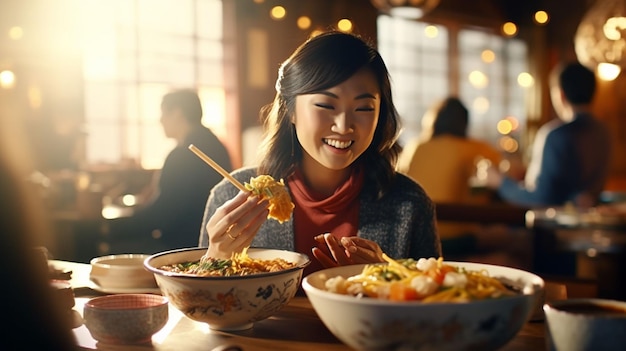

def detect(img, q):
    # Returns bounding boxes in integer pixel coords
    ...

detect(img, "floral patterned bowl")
[303,262,544,351]
[83,294,168,345]
[144,247,310,331]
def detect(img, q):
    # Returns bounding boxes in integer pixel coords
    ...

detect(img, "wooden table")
[50,260,548,351]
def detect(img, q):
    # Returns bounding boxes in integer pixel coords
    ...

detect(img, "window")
[377,15,529,154]
[377,15,449,145]
[458,29,528,151]
[80,0,226,169]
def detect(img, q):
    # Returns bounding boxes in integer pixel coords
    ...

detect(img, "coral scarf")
[288,166,364,274]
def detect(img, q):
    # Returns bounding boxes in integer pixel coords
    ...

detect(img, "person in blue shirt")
[485,61,611,208]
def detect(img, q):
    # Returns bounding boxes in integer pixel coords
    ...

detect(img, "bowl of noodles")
[302,256,544,351]
[144,247,310,331]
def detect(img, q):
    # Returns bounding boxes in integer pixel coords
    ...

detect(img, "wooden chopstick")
[188,144,248,193]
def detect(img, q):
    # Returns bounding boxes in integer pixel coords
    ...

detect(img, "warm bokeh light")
[102,206,126,220]
[8,26,23,40]
[122,194,138,207]
[253,0,264,3]
[517,72,534,87]
[481,49,496,63]
[502,22,517,37]
[297,16,312,30]
[270,6,286,20]
[0,70,16,89]
[472,97,490,114]
[597,62,621,81]
[534,11,549,25]
[603,17,626,41]
[337,19,353,33]
[424,25,438,38]
[505,116,520,130]
[497,119,513,135]
[468,70,488,89]
[498,136,519,153]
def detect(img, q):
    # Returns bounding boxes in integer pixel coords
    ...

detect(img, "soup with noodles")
[158,248,297,277]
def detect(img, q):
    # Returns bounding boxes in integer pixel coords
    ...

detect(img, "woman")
[199,31,440,275]
[397,97,503,257]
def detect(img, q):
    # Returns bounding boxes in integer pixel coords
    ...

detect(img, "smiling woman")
[199,31,441,280]
[293,67,380,180]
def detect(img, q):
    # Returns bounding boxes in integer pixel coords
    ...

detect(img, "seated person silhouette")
[108,89,232,254]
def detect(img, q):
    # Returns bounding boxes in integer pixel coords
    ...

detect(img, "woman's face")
[293,68,380,175]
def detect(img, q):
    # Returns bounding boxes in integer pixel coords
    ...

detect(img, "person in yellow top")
[397,97,502,258]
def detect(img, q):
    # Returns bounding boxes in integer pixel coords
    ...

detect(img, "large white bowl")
[144,247,310,331]
[303,261,544,351]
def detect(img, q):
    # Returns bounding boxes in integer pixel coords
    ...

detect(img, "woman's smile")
[323,138,353,150]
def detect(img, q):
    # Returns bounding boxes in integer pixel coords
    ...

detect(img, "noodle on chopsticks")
[245,175,294,223]
[323,255,516,303]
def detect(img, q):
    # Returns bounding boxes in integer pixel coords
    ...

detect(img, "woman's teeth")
[324,139,352,149]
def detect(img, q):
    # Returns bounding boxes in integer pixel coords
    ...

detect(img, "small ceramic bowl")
[89,254,158,292]
[544,298,626,351]
[83,294,168,345]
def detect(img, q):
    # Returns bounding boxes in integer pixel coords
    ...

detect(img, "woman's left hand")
[312,233,385,268]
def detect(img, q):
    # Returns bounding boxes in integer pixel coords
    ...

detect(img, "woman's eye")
[356,107,375,112]
[314,103,334,110]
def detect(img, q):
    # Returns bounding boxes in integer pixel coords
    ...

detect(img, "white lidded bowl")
[144,247,310,331]
[303,261,544,351]
[89,254,158,291]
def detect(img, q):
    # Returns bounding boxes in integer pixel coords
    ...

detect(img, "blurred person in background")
[397,96,502,206]
[484,61,612,208]
[396,97,529,267]
[0,95,77,349]
[108,89,232,253]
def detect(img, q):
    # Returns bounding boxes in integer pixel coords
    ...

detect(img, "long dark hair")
[258,31,402,198]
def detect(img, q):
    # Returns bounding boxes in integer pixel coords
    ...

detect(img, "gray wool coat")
[198,167,441,260]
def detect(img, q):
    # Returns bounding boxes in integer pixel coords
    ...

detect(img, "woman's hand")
[311,233,385,268]
[204,191,269,259]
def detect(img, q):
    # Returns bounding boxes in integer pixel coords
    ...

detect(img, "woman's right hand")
[204,191,270,259]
